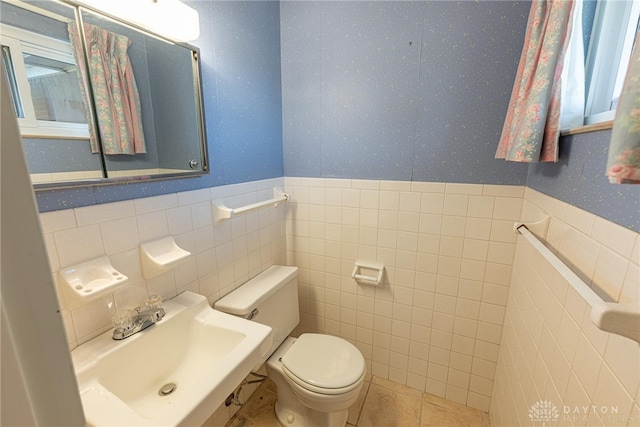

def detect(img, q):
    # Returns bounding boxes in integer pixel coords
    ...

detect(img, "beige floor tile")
[261,377,277,393]
[420,394,485,427]
[226,375,489,427]
[371,376,423,399]
[347,379,371,425]
[422,392,463,411]
[358,383,421,427]
[481,411,491,427]
[226,384,280,427]
[422,392,484,419]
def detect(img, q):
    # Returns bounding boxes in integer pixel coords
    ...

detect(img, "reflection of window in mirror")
[584,0,640,125]
[0,23,89,139]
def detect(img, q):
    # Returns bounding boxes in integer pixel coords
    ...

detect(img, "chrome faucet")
[112,295,165,340]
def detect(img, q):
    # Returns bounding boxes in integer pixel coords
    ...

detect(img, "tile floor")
[226,375,491,427]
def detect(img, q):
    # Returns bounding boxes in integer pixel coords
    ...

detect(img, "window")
[584,0,640,125]
[0,23,89,139]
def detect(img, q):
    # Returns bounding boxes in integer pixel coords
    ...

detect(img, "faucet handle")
[145,294,163,310]
[112,308,134,331]
[145,294,165,321]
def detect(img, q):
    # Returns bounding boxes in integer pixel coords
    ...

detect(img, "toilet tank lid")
[214,265,298,316]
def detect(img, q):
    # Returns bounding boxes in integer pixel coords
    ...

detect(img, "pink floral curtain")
[68,22,146,155]
[495,0,575,163]
[607,34,640,184]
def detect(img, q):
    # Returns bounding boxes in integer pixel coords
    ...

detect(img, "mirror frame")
[3,0,209,191]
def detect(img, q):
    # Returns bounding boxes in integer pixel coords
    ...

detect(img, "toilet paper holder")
[351,261,385,286]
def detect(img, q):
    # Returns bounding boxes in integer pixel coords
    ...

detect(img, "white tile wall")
[40,178,286,350]
[284,177,524,411]
[490,188,640,427]
[39,177,638,424]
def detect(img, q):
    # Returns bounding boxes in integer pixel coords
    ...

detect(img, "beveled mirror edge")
[13,0,210,191]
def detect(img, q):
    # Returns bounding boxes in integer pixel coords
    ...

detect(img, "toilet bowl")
[267,334,365,426]
[214,266,366,427]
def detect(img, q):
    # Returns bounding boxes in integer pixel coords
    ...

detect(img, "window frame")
[0,23,89,139]
[583,0,640,125]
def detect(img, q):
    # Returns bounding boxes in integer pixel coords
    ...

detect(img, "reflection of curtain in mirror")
[607,34,640,184]
[68,22,146,155]
[68,22,99,153]
[495,0,579,163]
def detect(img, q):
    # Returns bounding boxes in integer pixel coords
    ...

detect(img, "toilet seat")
[281,334,365,395]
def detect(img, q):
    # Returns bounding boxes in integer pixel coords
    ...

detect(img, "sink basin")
[71,291,272,426]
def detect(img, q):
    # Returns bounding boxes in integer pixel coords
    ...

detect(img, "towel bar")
[515,220,640,345]
[212,188,288,226]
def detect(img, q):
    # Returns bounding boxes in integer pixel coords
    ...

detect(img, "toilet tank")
[214,265,299,361]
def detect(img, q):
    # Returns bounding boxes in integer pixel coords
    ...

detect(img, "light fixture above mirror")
[73,0,200,42]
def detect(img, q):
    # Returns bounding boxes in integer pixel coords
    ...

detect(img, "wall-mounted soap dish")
[58,256,128,302]
[140,236,191,279]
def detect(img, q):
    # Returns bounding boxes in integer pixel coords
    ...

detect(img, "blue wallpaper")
[34,1,284,212]
[281,1,531,184]
[23,138,101,173]
[26,0,640,232]
[199,0,284,186]
[527,130,640,230]
[0,1,72,39]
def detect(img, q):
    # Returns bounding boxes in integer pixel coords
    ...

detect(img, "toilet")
[214,265,366,427]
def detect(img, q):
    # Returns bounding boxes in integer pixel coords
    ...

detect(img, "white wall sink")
[71,291,272,426]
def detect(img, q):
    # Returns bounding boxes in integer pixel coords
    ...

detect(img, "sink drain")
[159,383,177,396]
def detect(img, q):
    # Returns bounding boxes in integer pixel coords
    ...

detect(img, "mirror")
[0,0,208,188]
